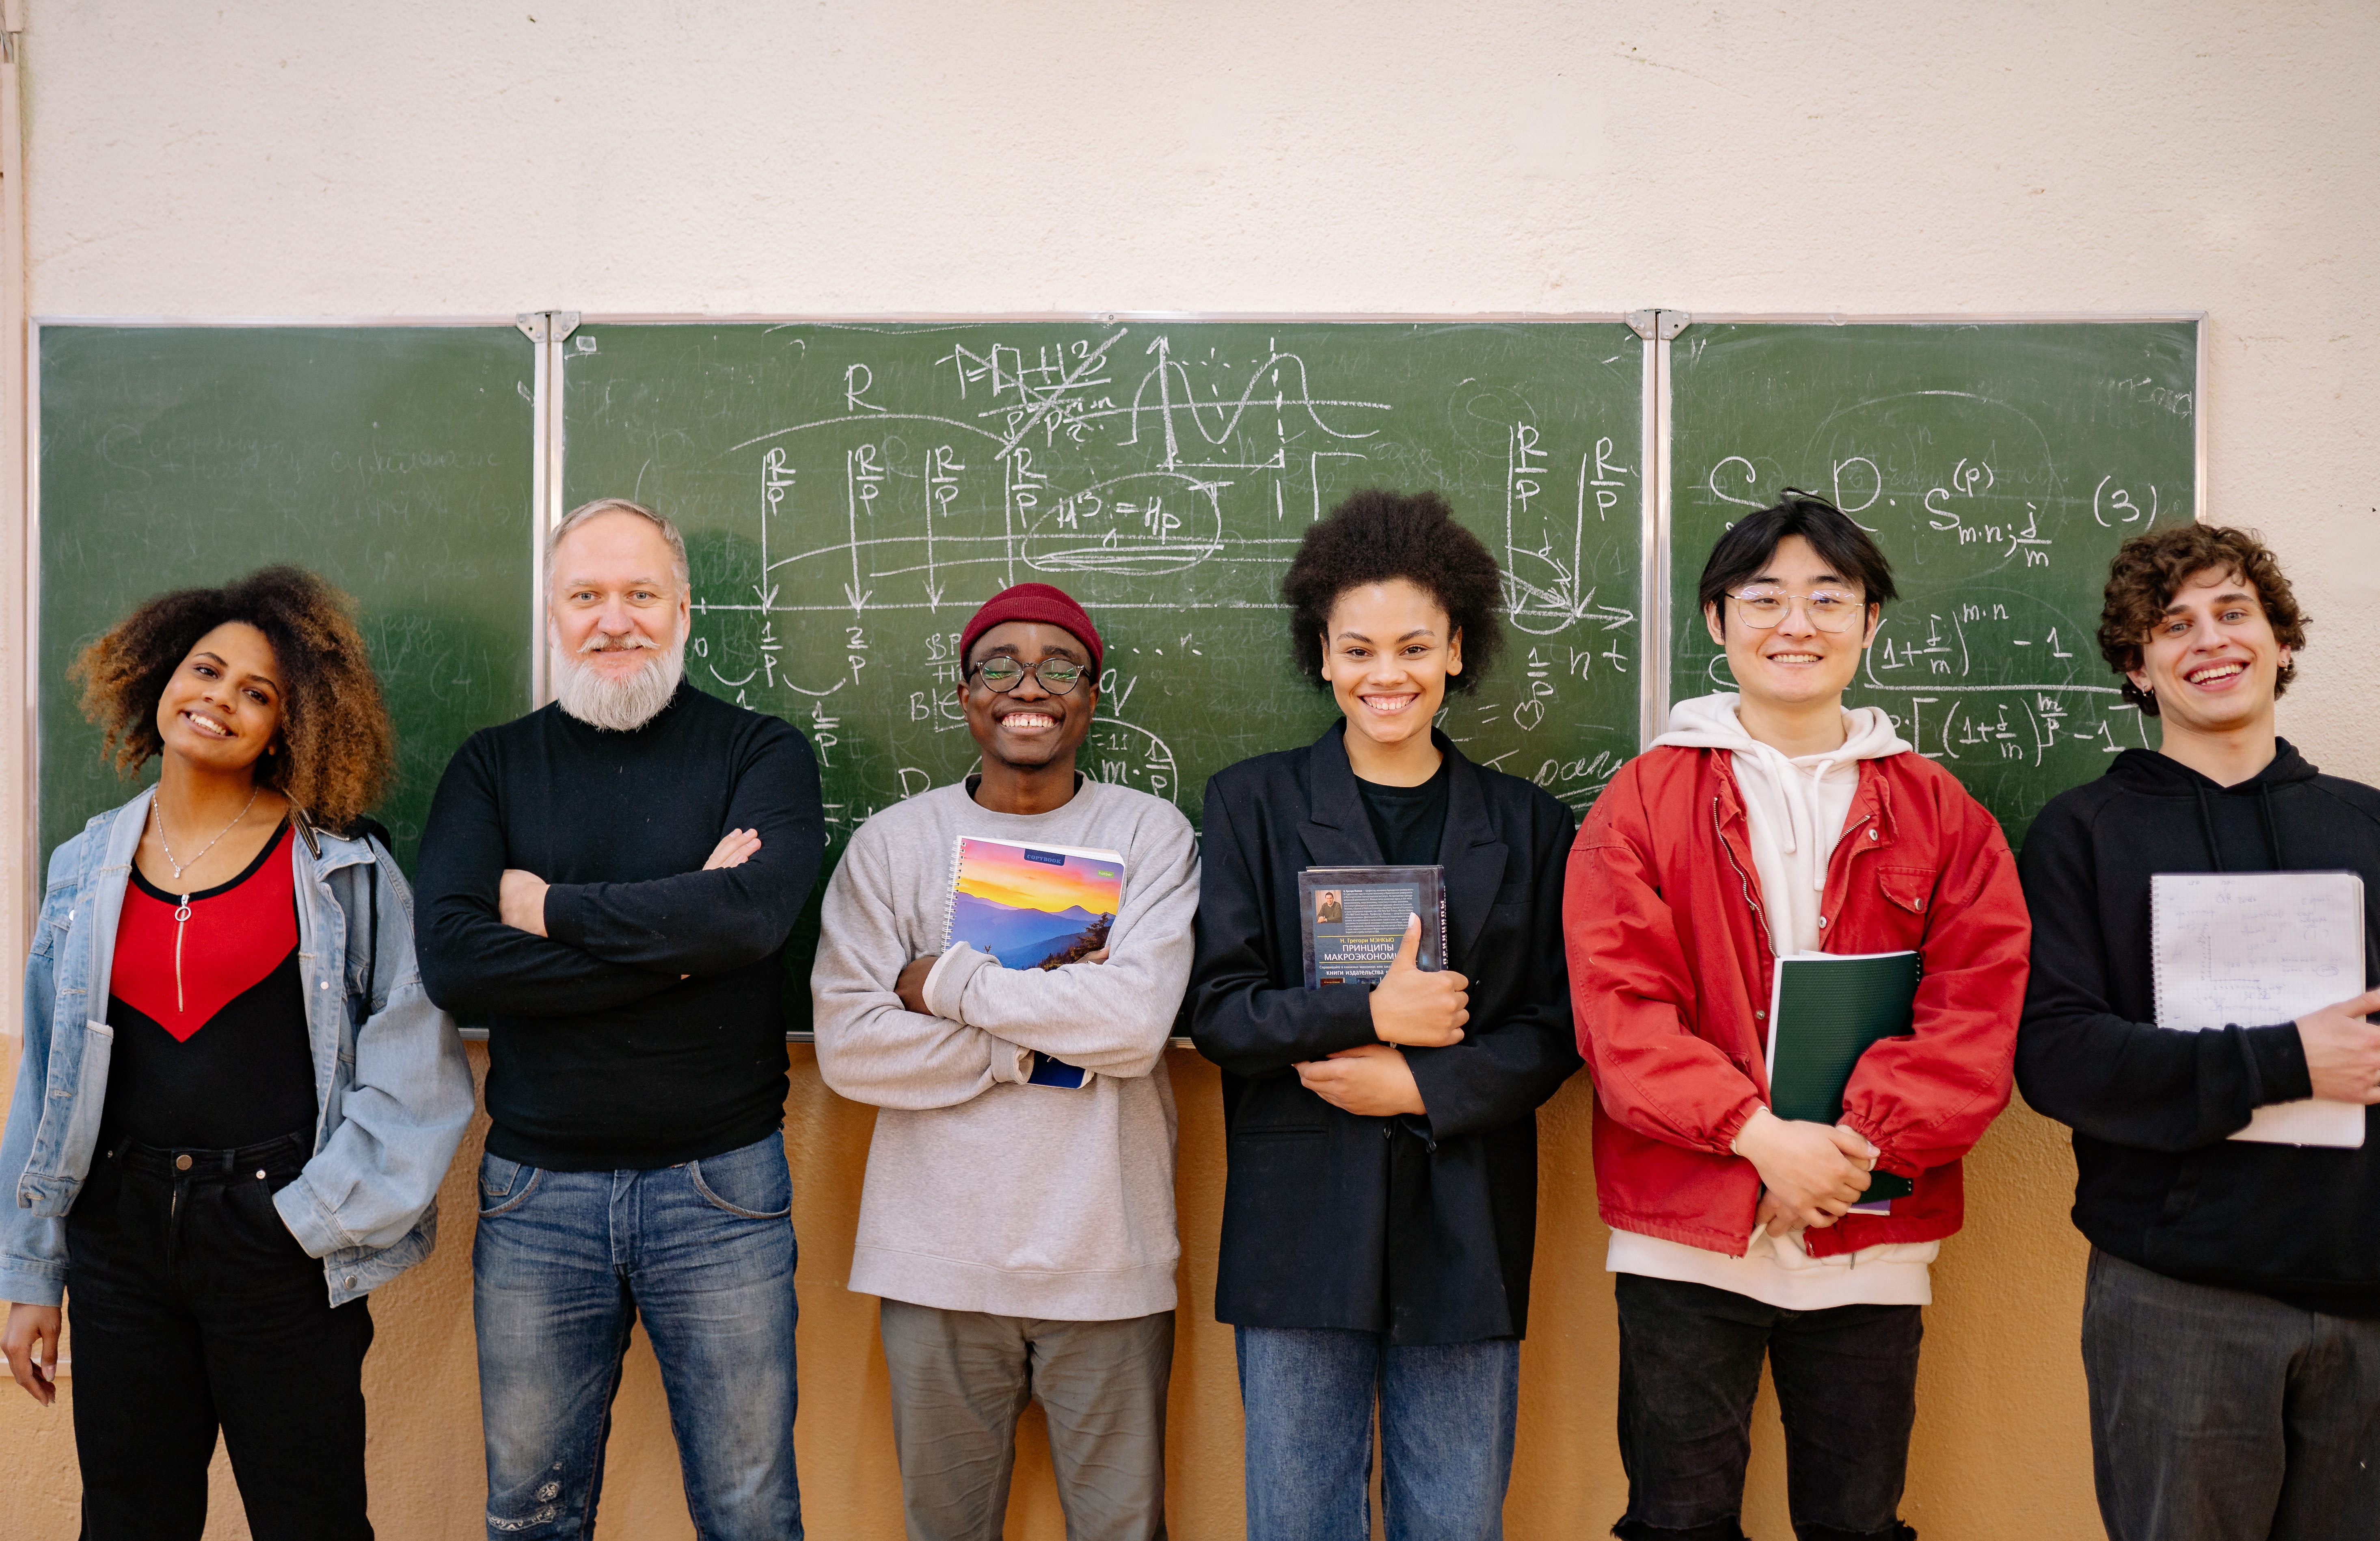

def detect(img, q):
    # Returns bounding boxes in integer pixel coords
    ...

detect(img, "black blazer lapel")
[1297,722,1385,868]
[1438,738,1508,969]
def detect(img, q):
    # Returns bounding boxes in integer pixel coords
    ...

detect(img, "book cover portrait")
[945,837,1125,971]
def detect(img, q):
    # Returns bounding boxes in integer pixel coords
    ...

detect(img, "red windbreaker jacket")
[1564,744,2030,1258]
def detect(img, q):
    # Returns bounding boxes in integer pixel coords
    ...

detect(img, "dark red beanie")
[960,583,1103,677]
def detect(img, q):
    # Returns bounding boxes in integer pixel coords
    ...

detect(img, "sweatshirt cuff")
[922,942,993,1026]
[541,883,590,948]
[2243,1022,2315,1106]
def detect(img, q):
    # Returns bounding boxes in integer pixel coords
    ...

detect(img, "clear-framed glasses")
[968,656,1089,695]
[1727,586,1868,633]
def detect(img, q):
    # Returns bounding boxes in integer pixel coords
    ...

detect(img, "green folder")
[1765,951,1922,1204]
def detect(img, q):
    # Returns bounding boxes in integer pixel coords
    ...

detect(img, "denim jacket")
[0,787,475,1308]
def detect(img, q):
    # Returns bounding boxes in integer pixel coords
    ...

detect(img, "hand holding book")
[1732,1107,1880,1235]
[1367,915,1470,1048]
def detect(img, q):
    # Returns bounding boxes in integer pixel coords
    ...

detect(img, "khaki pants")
[878,1298,1173,1541]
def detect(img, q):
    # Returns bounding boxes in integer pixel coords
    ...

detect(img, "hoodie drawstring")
[2257,787,2287,868]
[2193,780,2289,873]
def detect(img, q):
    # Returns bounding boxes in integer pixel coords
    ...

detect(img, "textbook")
[2152,871,2368,1148]
[1299,866,1447,988]
[1765,950,1923,1206]
[941,836,1126,1091]
[942,836,1125,970]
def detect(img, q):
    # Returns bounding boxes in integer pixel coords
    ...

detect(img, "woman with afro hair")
[1189,489,1581,1539]
[0,567,472,1541]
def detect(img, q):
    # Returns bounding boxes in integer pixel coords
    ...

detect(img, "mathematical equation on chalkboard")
[1677,341,2194,808]
[578,322,1645,839]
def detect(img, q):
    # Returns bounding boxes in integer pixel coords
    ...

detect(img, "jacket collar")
[1299,721,1508,966]
[92,785,379,885]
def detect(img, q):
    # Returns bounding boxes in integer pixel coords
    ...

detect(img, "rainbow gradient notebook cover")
[941,837,1126,972]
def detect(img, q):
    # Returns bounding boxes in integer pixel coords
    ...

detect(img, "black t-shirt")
[1356,759,1451,866]
[103,823,317,1151]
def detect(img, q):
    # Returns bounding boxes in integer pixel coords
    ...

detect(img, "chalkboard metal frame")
[1641,310,2207,739]
[23,314,540,917]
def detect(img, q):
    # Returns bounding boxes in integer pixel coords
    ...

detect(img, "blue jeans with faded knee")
[471,1132,801,1540]
[1236,1325,1520,1541]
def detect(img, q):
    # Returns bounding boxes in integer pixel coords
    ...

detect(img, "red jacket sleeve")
[1839,780,2030,1176]
[1565,769,1766,1156]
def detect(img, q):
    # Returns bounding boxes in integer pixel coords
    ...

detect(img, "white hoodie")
[1604,692,1939,1309]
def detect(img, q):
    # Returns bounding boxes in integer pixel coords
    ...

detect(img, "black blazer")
[1189,723,1581,1345]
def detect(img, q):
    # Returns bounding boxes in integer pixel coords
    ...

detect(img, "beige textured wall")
[5,2,2378,1537]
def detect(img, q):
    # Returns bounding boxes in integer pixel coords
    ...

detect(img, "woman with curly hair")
[0,567,473,1541]
[1189,489,1581,1539]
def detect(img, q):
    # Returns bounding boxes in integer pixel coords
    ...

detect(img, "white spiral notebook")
[2151,871,2368,1148]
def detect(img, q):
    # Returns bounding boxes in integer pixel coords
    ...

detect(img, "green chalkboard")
[37,325,536,871]
[560,321,1647,853]
[1668,320,2198,848]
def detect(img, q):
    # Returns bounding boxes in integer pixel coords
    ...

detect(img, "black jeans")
[1612,1274,1921,1541]
[65,1131,374,1541]
[2083,1248,2380,1541]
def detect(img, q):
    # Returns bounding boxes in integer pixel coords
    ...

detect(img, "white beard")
[551,623,687,732]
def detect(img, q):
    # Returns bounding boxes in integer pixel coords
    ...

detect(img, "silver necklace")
[151,784,263,888]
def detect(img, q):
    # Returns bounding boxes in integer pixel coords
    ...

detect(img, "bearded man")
[417,497,825,1541]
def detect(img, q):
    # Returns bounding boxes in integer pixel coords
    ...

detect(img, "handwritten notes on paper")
[2152,872,2368,1148]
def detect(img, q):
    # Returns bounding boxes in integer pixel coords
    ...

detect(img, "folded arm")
[541,721,827,975]
[923,814,1201,1079]
[810,832,1035,1109]
[413,741,687,1016]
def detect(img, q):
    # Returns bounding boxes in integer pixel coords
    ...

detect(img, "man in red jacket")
[1565,491,2030,1541]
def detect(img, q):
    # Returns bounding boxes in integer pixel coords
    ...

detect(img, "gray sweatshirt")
[811,776,1200,1320]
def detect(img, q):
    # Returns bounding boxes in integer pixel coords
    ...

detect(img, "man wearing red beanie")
[812,582,1199,1541]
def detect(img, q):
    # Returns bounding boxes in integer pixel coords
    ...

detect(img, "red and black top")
[103,822,318,1151]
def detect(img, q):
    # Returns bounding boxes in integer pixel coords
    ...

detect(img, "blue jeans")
[472,1133,801,1540]
[1235,1325,1519,1541]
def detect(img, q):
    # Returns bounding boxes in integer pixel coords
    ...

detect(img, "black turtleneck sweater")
[2015,741,2380,1315]
[415,681,825,1169]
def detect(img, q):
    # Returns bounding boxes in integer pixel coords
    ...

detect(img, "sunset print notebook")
[941,836,1126,972]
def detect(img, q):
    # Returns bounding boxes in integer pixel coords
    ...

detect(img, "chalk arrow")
[1594,605,1635,631]
[842,583,873,614]
[923,579,946,608]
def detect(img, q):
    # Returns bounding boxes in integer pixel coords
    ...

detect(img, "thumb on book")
[1389,913,1423,973]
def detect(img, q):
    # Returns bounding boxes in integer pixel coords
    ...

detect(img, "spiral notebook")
[2151,871,2368,1148]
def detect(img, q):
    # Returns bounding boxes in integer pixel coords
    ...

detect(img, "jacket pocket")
[1873,867,1936,916]
[477,1153,540,1217]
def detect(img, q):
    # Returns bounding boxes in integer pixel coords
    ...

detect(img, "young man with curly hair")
[1190,490,1581,1540]
[0,568,473,1540]
[2016,525,2380,1540]
[415,499,827,1541]
[1565,492,2030,1541]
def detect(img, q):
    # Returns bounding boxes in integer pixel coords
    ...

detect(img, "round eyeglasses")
[968,656,1089,695]
[1727,586,1868,633]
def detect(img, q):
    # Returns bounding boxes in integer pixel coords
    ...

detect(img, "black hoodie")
[2015,740,2380,1315]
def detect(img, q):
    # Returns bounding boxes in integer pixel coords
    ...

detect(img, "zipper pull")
[174,895,192,1015]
